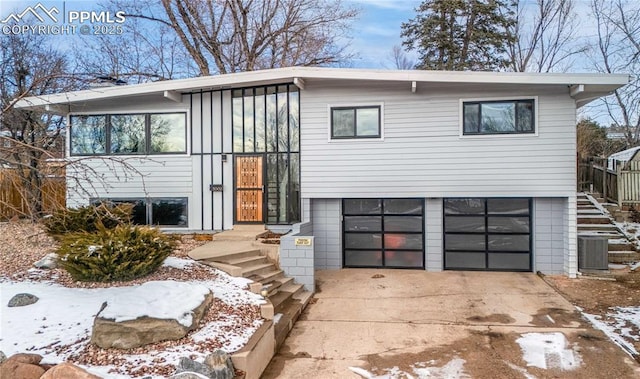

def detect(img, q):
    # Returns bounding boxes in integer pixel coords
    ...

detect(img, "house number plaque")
[295,238,312,246]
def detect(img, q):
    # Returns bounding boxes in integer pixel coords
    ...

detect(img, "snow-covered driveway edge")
[578,306,640,359]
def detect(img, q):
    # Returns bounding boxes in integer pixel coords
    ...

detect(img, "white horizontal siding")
[66,156,194,224]
[300,82,576,198]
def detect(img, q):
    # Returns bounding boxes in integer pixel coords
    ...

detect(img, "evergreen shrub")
[57,224,174,282]
[43,203,132,237]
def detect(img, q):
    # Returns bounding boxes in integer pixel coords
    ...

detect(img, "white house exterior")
[17,67,628,278]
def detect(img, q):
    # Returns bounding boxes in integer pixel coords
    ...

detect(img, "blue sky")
[346,0,420,68]
[0,0,421,69]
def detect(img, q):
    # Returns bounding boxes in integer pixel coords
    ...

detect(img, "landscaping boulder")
[172,351,235,379]
[34,253,58,269]
[91,291,213,349]
[8,293,39,307]
[40,362,103,379]
[0,350,6,364]
[0,353,45,379]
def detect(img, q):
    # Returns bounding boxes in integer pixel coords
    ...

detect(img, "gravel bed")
[0,220,210,287]
[1,220,264,378]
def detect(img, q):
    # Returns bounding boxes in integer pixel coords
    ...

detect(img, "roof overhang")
[14,67,630,113]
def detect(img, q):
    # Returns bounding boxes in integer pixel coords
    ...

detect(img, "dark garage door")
[343,198,424,268]
[444,198,532,271]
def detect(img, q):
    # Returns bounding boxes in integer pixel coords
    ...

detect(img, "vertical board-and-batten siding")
[299,81,576,199]
[189,90,234,230]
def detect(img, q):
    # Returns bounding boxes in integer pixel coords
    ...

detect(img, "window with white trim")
[331,106,381,139]
[463,99,535,135]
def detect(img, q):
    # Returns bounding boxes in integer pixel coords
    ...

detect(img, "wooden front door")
[235,155,264,223]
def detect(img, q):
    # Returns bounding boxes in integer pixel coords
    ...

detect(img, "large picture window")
[343,198,424,269]
[331,106,381,139]
[70,115,107,155]
[92,197,188,227]
[70,113,186,156]
[463,99,535,135]
[443,198,531,271]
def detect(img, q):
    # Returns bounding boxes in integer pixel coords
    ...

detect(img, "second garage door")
[443,198,532,271]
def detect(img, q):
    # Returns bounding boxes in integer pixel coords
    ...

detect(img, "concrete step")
[577,209,605,214]
[280,282,304,296]
[608,240,637,251]
[242,263,278,278]
[270,291,294,314]
[253,276,294,296]
[293,290,313,308]
[577,224,620,231]
[578,231,625,238]
[249,269,285,284]
[609,251,640,264]
[200,249,263,263]
[224,255,268,268]
[200,261,243,277]
[273,293,310,349]
[577,215,613,224]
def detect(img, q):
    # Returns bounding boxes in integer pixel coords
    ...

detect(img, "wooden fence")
[580,157,640,206]
[0,167,66,220]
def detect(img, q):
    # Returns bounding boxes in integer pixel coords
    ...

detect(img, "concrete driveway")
[262,269,639,378]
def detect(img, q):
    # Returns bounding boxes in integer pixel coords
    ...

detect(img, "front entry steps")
[201,248,312,350]
[188,227,313,352]
[577,193,640,264]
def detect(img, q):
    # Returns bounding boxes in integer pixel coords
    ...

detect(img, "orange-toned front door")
[235,155,264,223]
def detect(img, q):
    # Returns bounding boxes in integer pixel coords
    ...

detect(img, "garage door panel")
[445,234,486,251]
[444,199,485,214]
[488,235,530,251]
[445,216,485,232]
[445,252,486,269]
[487,217,530,233]
[345,233,381,249]
[488,253,530,270]
[487,198,529,214]
[444,198,531,272]
[384,216,423,232]
[383,199,423,214]
[344,199,382,215]
[344,216,381,232]
[345,250,382,267]
[384,251,424,268]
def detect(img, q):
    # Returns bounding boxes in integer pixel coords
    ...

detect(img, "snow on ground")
[348,357,470,379]
[515,332,581,370]
[0,257,266,378]
[580,306,640,357]
[162,256,197,269]
[615,221,640,251]
[99,281,211,327]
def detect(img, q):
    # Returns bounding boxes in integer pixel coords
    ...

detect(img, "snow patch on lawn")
[348,357,469,379]
[614,221,640,250]
[515,332,581,370]
[99,281,211,327]
[580,306,640,357]
[162,256,196,269]
[0,268,265,378]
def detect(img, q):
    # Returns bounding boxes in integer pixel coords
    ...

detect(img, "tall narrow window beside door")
[232,85,300,224]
